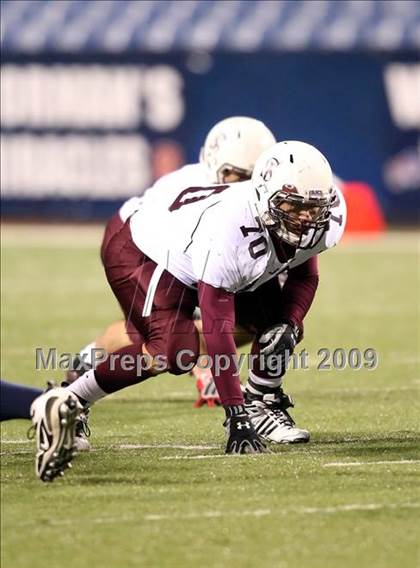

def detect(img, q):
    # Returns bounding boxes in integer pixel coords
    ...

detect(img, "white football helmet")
[252,141,335,248]
[200,116,276,183]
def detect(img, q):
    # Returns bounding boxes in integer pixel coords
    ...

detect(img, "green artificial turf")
[1,225,419,568]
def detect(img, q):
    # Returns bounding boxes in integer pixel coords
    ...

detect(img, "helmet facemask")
[262,187,333,249]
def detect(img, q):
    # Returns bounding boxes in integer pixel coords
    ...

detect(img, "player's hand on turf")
[224,407,269,454]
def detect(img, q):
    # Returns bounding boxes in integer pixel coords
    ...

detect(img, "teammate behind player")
[69,116,276,408]
[32,140,346,480]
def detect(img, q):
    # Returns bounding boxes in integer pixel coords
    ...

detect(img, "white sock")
[67,369,107,404]
[246,370,283,395]
[79,342,96,367]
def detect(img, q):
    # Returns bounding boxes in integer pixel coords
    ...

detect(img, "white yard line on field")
[298,503,420,514]
[161,454,239,460]
[0,450,32,456]
[324,459,420,467]
[145,509,272,521]
[0,443,218,457]
[116,444,219,451]
[144,502,420,521]
[1,439,31,444]
[161,456,420,464]
[0,441,218,450]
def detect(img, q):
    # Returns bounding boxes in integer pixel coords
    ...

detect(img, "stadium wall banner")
[1,52,419,223]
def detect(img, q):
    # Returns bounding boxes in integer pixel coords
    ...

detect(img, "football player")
[32,140,346,479]
[69,116,276,408]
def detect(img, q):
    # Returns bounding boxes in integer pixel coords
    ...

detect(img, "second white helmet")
[200,116,276,183]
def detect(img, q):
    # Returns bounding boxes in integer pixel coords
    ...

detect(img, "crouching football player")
[32,140,346,480]
[67,116,276,409]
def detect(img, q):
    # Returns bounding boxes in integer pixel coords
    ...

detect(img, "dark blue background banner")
[1,51,419,223]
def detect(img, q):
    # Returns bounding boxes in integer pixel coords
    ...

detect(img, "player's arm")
[197,281,242,405]
[197,281,268,454]
[257,257,319,372]
[279,256,319,333]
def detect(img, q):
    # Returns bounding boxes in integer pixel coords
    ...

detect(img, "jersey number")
[240,218,268,260]
[169,185,230,212]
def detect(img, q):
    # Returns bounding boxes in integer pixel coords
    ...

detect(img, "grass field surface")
[1,224,419,568]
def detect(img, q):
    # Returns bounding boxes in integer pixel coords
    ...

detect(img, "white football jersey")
[118,162,209,222]
[119,196,144,223]
[130,170,346,293]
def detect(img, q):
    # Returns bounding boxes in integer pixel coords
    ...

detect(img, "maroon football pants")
[101,217,199,374]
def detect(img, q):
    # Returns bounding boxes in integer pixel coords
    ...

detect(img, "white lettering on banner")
[1,65,184,130]
[1,134,151,198]
[384,64,420,130]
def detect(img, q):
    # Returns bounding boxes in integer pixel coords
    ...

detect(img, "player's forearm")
[280,256,319,329]
[202,331,244,406]
[197,281,244,406]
